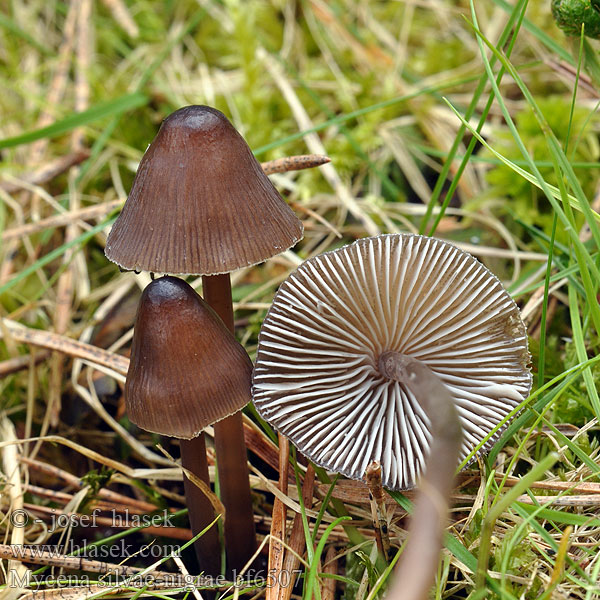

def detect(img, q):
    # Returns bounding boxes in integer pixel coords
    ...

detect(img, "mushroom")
[105,104,302,275]
[126,275,252,575]
[104,105,304,572]
[126,276,252,438]
[252,233,532,491]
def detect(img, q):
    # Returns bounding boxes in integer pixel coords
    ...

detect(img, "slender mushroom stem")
[179,434,220,576]
[202,273,257,575]
[380,352,463,600]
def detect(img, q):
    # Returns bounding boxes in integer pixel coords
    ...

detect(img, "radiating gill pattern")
[252,234,532,490]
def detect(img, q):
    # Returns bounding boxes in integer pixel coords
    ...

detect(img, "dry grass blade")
[281,463,316,600]
[321,545,338,600]
[1,199,122,241]
[0,544,203,583]
[267,434,289,600]
[0,151,90,194]
[2,319,129,377]
[1,417,29,600]
[365,462,390,560]
[20,456,162,513]
[0,351,50,377]
[101,0,139,38]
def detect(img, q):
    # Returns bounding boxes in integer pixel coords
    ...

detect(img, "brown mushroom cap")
[252,234,532,490]
[126,276,252,438]
[105,105,303,275]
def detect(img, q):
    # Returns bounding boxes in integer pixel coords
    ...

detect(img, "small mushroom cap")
[252,234,532,490]
[126,276,252,438]
[105,105,303,275]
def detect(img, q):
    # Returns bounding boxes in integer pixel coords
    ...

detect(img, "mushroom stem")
[179,434,220,575]
[381,353,463,600]
[202,273,257,574]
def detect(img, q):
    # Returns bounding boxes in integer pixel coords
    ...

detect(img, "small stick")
[365,461,390,560]
[1,153,324,240]
[261,154,330,175]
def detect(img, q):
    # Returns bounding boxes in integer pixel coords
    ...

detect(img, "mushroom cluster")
[105,105,305,574]
[252,233,532,491]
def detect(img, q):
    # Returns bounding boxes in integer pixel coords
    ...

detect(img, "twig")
[261,155,330,175]
[365,461,390,560]
[1,153,325,241]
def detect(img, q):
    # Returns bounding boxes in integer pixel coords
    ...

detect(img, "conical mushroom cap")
[105,105,303,275]
[252,234,532,490]
[126,276,252,438]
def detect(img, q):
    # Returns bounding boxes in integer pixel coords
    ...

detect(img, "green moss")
[484,96,599,242]
[552,0,600,38]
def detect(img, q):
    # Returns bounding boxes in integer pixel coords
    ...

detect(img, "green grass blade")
[304,516,351,600]
[0,94,148,150]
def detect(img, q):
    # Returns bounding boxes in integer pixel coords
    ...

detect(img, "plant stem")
[202,273,257,575]
[382,354,463,600]
[179,434,221,576]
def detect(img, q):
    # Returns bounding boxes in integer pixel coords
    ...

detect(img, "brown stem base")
[180,434,221,576]
[203,273,257,575]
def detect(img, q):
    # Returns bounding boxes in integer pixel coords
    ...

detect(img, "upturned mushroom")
[104,105,304,573]
[126,276,252,575]
[252,233,532,491]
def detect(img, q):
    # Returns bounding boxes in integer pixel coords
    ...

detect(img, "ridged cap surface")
[126,276,252,438]
[105,105,303,275]
[252,234,532,490]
